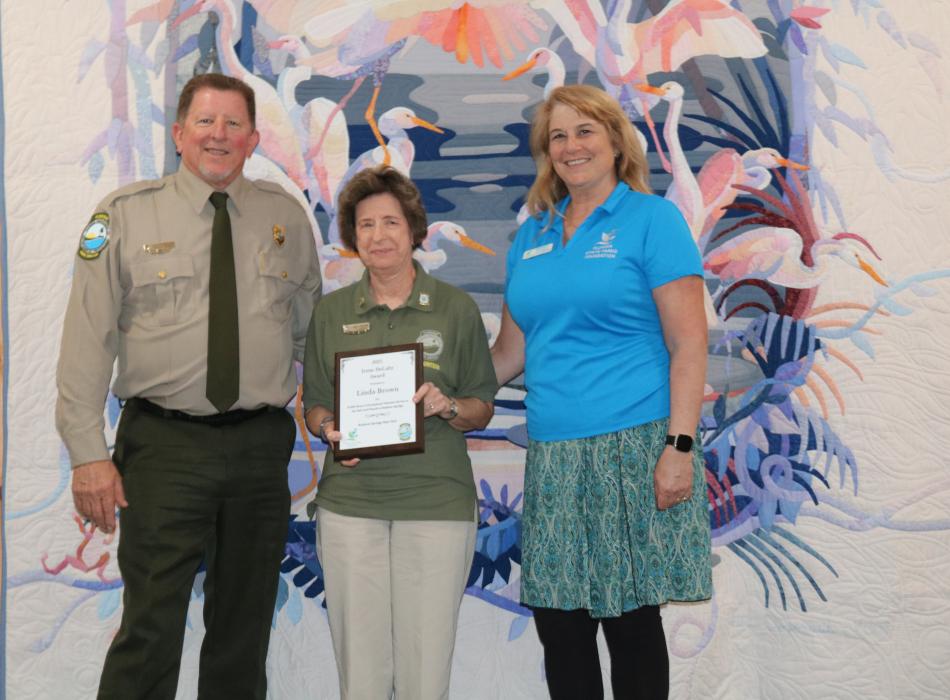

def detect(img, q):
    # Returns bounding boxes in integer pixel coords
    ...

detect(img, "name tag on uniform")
[342,322,370,335]
[523,243,553,260]
[144,241,175,255]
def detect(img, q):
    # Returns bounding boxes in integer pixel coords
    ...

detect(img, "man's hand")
[71,460,128,533]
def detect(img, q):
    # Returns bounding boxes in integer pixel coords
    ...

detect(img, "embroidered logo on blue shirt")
[584,230,619,260]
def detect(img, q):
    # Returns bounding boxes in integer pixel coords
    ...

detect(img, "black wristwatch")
[665,434,694,453]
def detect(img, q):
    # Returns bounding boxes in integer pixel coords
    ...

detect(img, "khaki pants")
[316,507,477,700]
[97,401,294,700]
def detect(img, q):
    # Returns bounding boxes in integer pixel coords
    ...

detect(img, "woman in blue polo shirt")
[492,84,712,700]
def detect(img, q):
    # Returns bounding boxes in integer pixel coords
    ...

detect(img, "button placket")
[386,309,397,336]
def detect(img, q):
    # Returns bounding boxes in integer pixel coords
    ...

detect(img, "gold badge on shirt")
[143,241,175,255]
[343,322,370,335]
[273,224,285,247]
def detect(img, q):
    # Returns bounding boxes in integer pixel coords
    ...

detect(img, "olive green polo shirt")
[303,262,497,521]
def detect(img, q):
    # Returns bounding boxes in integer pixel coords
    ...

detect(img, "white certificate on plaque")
[334,344,424,458]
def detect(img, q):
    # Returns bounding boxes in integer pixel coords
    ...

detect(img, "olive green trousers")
[97,401,294,700]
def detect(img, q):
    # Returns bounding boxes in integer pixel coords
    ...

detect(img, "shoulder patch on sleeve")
[78,212,110,260]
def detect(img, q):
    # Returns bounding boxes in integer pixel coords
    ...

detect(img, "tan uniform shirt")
[56,165,322,467]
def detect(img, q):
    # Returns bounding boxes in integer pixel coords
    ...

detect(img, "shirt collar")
[599,181,630,213]
[176,162,249,216]
[352,259,436,315]
[558,181,630,218]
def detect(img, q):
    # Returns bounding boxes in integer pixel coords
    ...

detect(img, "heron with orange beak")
[705,227,889,296]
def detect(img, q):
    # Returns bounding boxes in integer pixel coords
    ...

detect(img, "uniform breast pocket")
[125,255,197,328]
[258,250,307,321]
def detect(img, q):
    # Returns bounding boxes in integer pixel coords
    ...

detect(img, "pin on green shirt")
[303,262,497,522]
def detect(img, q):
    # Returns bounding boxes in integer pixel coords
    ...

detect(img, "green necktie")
[207,191,239,412]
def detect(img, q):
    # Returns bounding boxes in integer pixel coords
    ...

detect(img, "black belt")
[129,397,277,427]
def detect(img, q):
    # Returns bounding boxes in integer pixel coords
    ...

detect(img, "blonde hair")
[524,85,651,226]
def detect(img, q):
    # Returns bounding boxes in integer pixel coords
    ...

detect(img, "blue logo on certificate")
[398,423,412,441]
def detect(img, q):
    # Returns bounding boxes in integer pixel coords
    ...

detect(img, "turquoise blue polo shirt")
[505,182,702,441]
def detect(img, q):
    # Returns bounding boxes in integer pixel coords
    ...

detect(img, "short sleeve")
[504,223,526,297]
[452,295,498,403]
[302,304,333,412]
[642,199,703,289]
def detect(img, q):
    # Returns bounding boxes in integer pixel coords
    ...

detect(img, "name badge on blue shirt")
[523,243,553,260]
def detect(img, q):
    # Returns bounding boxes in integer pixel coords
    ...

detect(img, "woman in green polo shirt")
[303,166,497,700]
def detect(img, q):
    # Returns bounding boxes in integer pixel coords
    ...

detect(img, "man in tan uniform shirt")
[56,73,321,699]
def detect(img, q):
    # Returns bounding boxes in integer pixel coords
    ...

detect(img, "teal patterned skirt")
[520,418,712,618]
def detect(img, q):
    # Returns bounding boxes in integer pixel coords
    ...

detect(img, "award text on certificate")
[338,348,418,452]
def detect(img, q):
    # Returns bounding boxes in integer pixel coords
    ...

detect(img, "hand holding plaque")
[333,343,425,459]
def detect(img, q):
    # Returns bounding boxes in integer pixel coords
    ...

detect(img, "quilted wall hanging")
[2,1,949,698]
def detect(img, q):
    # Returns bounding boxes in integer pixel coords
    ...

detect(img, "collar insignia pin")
[419,293,430,306]
[273,224,285,247]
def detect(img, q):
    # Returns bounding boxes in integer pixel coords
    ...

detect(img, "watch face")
[668,434,693,452]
